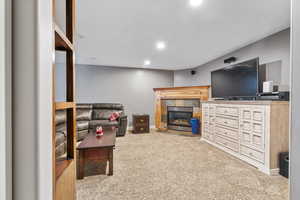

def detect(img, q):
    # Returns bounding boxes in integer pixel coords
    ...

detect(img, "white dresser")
[201,101,289,175]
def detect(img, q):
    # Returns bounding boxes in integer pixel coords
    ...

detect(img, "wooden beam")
[55,102,75,110]
[55,159,72,180]
[54,23,74,51]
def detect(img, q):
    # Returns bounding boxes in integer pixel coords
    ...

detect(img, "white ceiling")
[72,0,290,70]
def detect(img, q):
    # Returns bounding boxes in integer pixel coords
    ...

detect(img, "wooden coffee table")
[77,127,116,179]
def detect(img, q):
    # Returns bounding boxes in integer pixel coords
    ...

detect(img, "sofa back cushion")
[93,103,123,110]
[77,104,93,109]
[76,109,92,121]
[92,109,122,120]
[56,110,66,125]
[76,104,92,121]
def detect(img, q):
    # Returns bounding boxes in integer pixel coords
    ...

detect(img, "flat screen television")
[211,58,259,99]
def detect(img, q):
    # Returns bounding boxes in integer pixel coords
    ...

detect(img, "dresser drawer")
[216,106,239,117]
[134,116,149,124]
[133,125,149,133]
[240,132,251,146]
[241,132,264,151]
[215,136,239,152]
[252,134,264,150]
[240,145,264,163]
[253,123,263,133]
[216,117,239,129]
[241,109,252,120]
[253,109,264,122]
[215,126,238,140]
[240,121,252,132]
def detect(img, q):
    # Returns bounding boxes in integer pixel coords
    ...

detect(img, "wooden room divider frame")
[52,0,77,199]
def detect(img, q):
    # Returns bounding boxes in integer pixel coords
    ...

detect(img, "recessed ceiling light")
[189,0,203,7]
[144,60,151,66]
[156,41,166,51]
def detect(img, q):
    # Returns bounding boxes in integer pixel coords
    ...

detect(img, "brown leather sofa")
[55,103,128,158]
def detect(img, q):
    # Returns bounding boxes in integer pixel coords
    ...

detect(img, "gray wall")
[290,0,300,199]
[56,65,174,126]
[174,29,290,91]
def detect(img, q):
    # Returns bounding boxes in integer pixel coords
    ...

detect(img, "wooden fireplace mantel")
[153,86,210,130]
[153,85,210,91]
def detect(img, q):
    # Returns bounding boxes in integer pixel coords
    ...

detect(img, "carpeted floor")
[77,131,288,200]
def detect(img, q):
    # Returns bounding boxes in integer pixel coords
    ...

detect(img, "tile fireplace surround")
[164,100,200,131]
[153,86,210,131]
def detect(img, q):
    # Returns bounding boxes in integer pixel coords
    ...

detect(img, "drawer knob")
[141,128,144,130]
[140,119,144,122]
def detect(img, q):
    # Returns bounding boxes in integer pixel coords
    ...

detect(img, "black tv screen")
[211,58,259,98]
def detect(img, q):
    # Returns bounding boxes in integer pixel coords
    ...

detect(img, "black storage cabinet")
[279,152,289,178]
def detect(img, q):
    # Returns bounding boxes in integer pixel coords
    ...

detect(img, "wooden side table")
[132,114,150,133]
[77,127,116,179]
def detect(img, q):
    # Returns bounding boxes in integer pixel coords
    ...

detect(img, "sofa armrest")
[117,115,127,137]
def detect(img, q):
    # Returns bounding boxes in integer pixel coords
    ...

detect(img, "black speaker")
[224,57,237,64]
[191,70,196,75]
[279,152,289,178]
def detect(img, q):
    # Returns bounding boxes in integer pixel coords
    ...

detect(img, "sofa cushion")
[77,121,89,131]
[76,109,92,121]
[92,103,123,110]
[56,142,66,158]
[89,120,119,129]
[77,129,89,141]
[56,123,67,134]
[56,132,66,147]
[93,109,123,120]
[56,110,66,125]
[56,123,66,133]
[77,104,92,109]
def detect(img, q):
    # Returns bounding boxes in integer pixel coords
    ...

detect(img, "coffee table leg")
[108,148,113,176]
[78,150,85,179]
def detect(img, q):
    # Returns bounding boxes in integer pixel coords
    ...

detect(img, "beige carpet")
[77,131,288,200]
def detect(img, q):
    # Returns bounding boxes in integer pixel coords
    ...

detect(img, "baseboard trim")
[270,168,280,176]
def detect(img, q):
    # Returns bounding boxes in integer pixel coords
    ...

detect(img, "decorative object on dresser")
[132,114,150,133]
[201,101,289,175]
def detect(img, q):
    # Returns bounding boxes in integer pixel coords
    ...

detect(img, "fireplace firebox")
[167,106,193,132]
